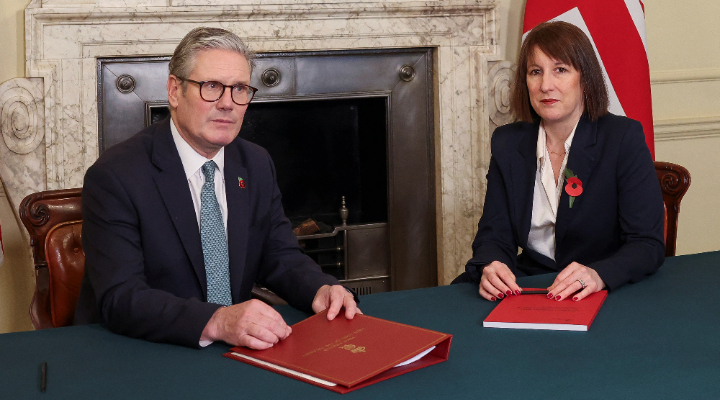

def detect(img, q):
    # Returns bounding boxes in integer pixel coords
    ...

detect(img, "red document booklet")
[483,290,608,331]
[224,310,452,394]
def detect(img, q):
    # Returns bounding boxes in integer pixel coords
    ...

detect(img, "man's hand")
[312,285,361,320]
[200,299,291,349]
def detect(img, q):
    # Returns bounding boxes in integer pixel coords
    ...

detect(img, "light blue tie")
[200,161,232,306]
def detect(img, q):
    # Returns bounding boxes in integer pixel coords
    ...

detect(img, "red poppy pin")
[238,177,246,189]
[563,167,583,208]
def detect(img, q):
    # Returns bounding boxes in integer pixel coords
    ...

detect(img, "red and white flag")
[523,0,655,158]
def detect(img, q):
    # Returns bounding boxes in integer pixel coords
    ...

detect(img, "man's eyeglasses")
[182,79,258,105]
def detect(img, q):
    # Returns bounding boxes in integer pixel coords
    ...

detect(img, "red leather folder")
[224,310,452,394]
[483,289,608,331]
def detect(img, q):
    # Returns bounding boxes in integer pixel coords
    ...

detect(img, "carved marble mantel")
[0,0,515,285]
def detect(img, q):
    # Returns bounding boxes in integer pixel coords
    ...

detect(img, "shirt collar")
[170,117,225,180]
[536,120,579,161]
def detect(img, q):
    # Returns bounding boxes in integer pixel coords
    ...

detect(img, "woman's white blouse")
[526,122,578,261]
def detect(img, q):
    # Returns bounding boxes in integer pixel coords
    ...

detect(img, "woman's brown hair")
[510,21,609,123]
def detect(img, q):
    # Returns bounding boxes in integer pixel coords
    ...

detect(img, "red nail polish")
[547,293,553,299]
[573,297,579,301]
[555,295,562,301]
[506,290,512,296]
[490,296,497,301]
[515,290,521,295]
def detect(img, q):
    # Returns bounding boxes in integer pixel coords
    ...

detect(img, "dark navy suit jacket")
[74,118,337,347]
[463,113,665,290]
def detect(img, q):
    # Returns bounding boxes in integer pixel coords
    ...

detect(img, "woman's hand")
[479,261,521,301]
[547,262,605,301]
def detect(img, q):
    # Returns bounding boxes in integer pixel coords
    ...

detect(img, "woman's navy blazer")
[464,113,665,290]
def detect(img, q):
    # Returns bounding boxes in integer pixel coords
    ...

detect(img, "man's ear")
[167,75,181,109]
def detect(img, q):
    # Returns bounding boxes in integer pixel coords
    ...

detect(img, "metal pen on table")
[41,361,47,392]
[520,289,549,295]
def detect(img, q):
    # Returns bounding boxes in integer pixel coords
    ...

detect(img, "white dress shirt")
[526,122,577,261]
[170,119,228,233]
[170,119,229,348]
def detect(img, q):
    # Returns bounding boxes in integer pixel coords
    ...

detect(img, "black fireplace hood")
[98,48,437,293]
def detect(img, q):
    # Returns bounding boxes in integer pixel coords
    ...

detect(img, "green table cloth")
[2,251,719,398]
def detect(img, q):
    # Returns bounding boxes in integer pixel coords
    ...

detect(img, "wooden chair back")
[19,188,84,329]
[654,161,691,257]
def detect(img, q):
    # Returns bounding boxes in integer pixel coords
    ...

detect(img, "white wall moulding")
[0,79,44,155]
[21,0,500,285]
[650,68,720,85]
[0,77,46,212]
[654,116,720,142]
[487,60,515,131]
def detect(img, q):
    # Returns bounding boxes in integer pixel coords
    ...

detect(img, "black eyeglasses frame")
[182,78,258,105]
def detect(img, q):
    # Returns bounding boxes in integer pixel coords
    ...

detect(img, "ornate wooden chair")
[19,188,283,330]
[654,161,691,257]
[20,188,83,329]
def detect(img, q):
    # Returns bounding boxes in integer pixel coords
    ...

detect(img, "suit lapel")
[224,144,250,304]
[150,120,207,295]
[511,123,540,249]
[555,115,600,247]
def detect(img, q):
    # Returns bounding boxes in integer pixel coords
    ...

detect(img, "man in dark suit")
[74,27,358,348]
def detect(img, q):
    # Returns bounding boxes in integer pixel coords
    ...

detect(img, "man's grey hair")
[169,27,255,80]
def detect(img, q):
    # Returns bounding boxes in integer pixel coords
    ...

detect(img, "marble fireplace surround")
[0,0,516,285]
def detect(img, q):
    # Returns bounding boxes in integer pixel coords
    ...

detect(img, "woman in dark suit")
[455,21,665,302]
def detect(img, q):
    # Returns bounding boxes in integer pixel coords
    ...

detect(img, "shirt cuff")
[343,286,360,304]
